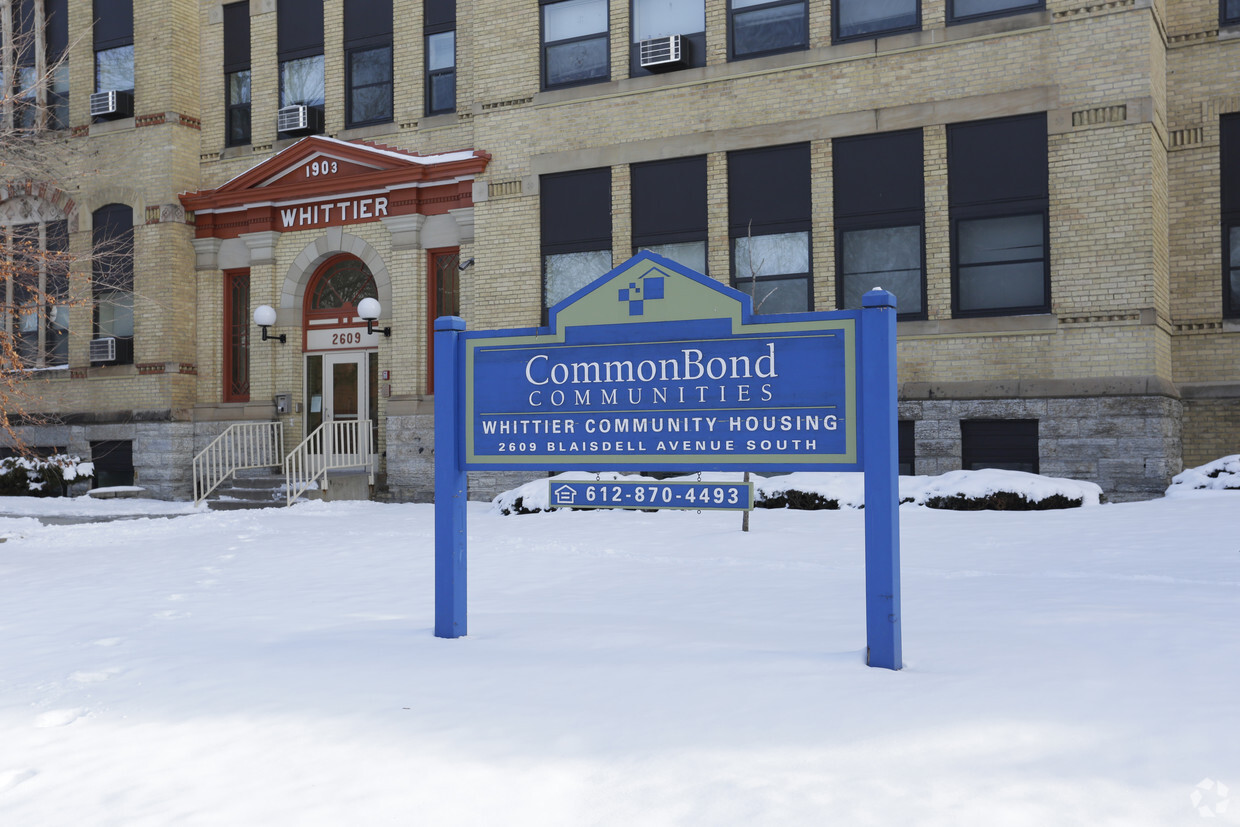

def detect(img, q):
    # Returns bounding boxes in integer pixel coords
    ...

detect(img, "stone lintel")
[901,376,1181,400]
[1177,381,1240,400]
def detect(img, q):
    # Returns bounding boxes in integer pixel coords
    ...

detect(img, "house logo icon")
[617,269,666,316]
[551,485,579,505]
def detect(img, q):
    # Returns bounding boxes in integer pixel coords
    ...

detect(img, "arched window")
[92,203,135,364]
[308,255,378,311]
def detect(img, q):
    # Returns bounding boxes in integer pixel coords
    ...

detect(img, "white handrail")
[284,419,375,506]
[192,421,285,505]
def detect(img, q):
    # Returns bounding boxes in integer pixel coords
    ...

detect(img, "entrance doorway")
[305,350,379,453]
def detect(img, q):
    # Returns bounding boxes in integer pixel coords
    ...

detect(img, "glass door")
[306,351,371,464]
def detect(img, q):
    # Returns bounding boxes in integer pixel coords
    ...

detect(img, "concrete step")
[205,469,288,509]
[206,498,286,511]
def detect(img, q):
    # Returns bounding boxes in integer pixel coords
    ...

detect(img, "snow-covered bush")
[1166,455,1240,494]
[0,454,95,497]
[752,469,1100,511]
[910,469,1102,510]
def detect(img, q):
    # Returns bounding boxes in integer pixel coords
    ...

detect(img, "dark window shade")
[46,0,69,59]
[278,0,323,59]
[728,143,811,235]
[223,2,250,72]
[834,130,924,220]
[345,0,393,46]
[92,204,134,290]
[12,0,35,64]
[1221,115,1240,213]
[15,0,34,38]
[92,204,132,245]
[949,0,1042,22]
[961,419,1039,473]
[632,156,707,245]
[424,0,455,32]
[93,0,133,50]
[541,168,612,252]
[947,114,1047,208]
[898,419,915,475]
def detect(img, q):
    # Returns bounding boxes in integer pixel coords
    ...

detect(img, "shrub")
[0,454,95,497]
[498,495,556,516]
[922,491,1084,511]
[755,490,840,510]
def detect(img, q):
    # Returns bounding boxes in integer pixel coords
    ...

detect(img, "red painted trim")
[181,136,489,240]
[223,269,251,403]
[425,247,459,395]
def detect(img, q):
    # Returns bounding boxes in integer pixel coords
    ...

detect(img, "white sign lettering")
[280,196,390,230]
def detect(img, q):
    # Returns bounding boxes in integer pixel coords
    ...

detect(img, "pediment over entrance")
[180,136,490,239]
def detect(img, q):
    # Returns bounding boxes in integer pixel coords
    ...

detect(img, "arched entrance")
[302,255,379,449]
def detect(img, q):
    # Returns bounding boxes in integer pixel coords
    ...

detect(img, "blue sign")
[433,252,903,670]
[461,257,857,471]
[548,479,754,511]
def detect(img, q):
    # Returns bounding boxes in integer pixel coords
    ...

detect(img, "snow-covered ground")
[0,481,1236,825]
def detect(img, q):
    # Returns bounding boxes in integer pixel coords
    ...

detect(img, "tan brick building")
[2,0,1237,501]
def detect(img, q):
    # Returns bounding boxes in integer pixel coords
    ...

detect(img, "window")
[92,204,134,365]
[541,167,612,312]
[345,0,392,127]
[632,0,704,74]
[424,0,454,115]
[961,419,1039,473]
[898,420,915,476]
[46,0,68,128]
[948,0,1042,23]
[224,270,250,402]
[223,2,250,145]
[631,156,707,273]
[308,255,378,312]
[7,0,70,129]
[1221,114,1240,317]
[834,0,918,41]
[729,143,812,314]
[426,248,460,393]
[93,0,133,95]
[948,113,1049,317]
[730,0,807,60]
[541,0,608,90]
[1223,0,1240,25]
[834,130,925,319]
[278,0,324,129]
[3,218,69,368]
[90,440,134,488]
[8,0,35,129]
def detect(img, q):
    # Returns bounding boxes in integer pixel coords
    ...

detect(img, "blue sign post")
[434,252,902,668]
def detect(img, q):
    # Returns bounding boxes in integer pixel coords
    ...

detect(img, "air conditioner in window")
[639,34,685,70]
[89,89,133,119]
[277,104,324,134]
[89,337,116,363]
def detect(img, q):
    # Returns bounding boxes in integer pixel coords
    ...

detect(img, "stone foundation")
[901,394,1183,502]
[4,419,196,500]
[384,411,530,503]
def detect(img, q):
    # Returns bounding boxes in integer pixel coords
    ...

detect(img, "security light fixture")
[357,297,391,337]
[253,304,286,343]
